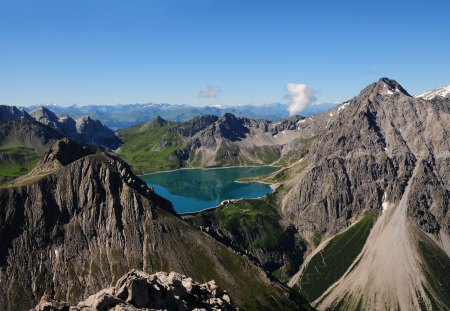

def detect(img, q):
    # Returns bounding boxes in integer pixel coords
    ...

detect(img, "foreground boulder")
[31,270,237,311]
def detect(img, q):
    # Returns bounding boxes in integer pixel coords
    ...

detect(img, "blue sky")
[0,0,449,107]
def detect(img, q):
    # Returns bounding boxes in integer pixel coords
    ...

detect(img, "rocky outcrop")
[75,116,121,150]
[30,106,78,138]
[0,139,305,311]
[29,106,121,150]
[175,115,219,137]
[282,78,449,236]
[32,270,237,311]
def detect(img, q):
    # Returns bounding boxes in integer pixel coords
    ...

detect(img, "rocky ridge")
[31,269,237,311]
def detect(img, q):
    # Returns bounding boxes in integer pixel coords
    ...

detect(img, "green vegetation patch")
[278,137,314,166]
[0,146,40,184]
[118,120,184,173]
[297,212,377,302]
[189,197,285,251]
[253,145,280,164]
[312,231,322,247]
[416,235,450,308]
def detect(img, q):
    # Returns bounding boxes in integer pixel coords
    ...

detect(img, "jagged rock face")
[32,270,237,311]
[30,138,95,173]
[0,105,31,122]
[29,106,121,150]
[0,140,304,311]
[282,78,449,235]
[75,116,121,149]
[30,107,78,138]
[176,114,315,167]
[175,115,219,137]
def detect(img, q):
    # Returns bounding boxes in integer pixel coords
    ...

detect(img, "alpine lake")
[140,166,278,214]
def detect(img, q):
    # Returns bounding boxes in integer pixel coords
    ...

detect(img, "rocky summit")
[31,269,237,311]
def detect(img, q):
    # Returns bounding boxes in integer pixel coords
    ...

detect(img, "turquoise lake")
[140,166,278,214]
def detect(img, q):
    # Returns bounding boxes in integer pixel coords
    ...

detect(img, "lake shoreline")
[142,166,278,214]
[137,164,280,176]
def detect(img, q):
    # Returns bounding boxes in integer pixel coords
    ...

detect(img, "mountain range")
[117,112,325,174]
[26,102,337,130]
[0,78,449,310]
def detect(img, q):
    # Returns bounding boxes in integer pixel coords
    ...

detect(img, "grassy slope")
[189,197,286,252]
[0,147,40,184]
[296,212,377,302]
[157,210,309,311]
[187,194,307,284]
[117,121,184,174]
[416,234,450,309]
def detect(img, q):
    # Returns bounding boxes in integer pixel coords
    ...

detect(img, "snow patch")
[382,192,389,214]
[337,102,350,113]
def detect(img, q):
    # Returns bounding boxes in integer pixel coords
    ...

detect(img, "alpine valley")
[0,78,449,311]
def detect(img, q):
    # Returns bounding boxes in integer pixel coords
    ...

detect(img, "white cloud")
[285,83,315,116]
[199,85,222,98]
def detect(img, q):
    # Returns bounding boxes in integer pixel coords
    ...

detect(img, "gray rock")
[77,288,122,311]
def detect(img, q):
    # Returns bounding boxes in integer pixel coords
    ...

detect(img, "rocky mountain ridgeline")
[31,269,237,311]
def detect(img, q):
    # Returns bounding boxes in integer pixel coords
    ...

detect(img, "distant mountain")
[415,85,450,100]
[29,106,121,150]
[27,102,337,129]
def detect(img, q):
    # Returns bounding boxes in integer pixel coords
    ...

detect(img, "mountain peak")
[149,115,167,127]
[29,106,59,124]
[375,77,411,96]
[359,78,411,99]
